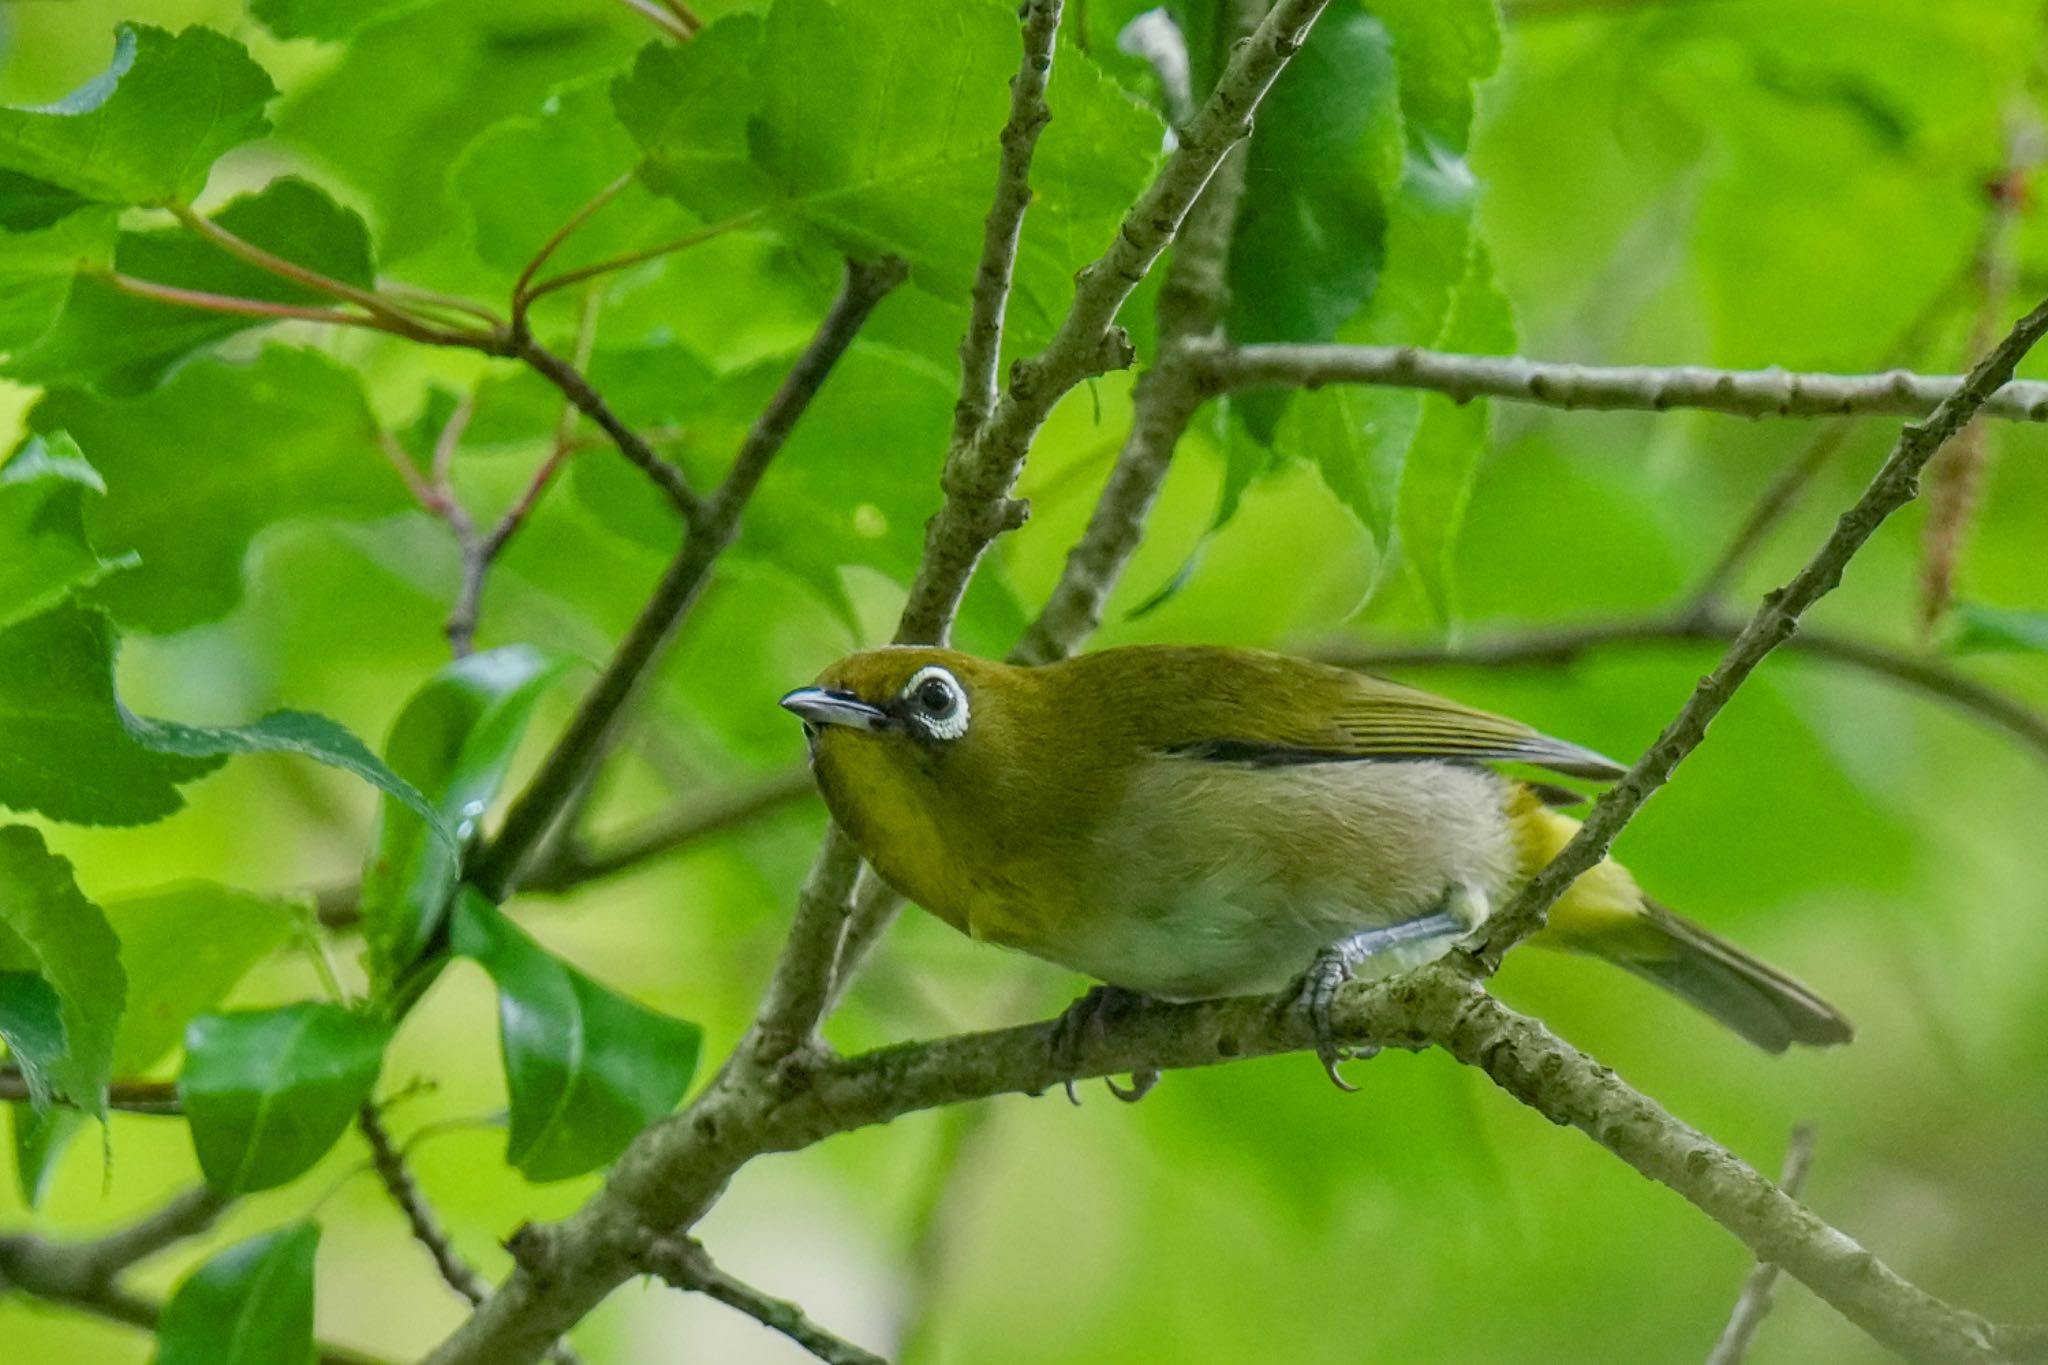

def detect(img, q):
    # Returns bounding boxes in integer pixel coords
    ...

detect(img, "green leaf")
[28,346,403,631]
[105,884,296,1077]
[0,600,448,843]
[6,178,376,396]
[455,78,688,279]
[453,890,701,1182]
[0,25,275,207]
[1227,9,1400,443]
[1396,243,1515,621]
[276,0,641,261]
[153,1221,320,1365]
[1950,604,2048,655]
[251,0,434,42]
[0,205,118,354]
[0,826,125,1115]
[11,1102,84,1206]
[0,972,65,1110]
[0,603,220,825]
[361,646,579,997]
[181,1005,389,1194]
[622,0,1160,337]
[0,433,132,632]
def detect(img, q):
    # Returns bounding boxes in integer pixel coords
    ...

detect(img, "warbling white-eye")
[781,644,1851,1088]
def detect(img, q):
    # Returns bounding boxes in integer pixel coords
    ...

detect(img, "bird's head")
[780,646,995,764]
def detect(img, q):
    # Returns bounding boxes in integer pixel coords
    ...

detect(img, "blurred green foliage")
[0,1,2044,1363]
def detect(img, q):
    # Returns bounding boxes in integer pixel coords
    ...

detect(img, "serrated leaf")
[453,890,701,1182]
[0,25,275,208]
[0,205,118,353]
[1950,604,2048,655]
[153,1221,320,1365]
[277,0,641,261]
[0,826,125,1115]
[0,972,65,1110]
[0,433,132,632]
[105,884,296,1077]
[11,1102,84,1206]
[181,1005,389,1194]
[361,646,579,997]
[29,346,403,631]
[6,178,376,396]
[1396,243,1514,622]
[622,0,1160,337]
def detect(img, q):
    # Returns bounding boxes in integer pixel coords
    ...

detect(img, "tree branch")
[1706,1123,1819,1365]
[951,0,1065,448]
[1311,612,2048,767]
[1197,341,2048,425]
[1469,292,2048,966]
[636,1236,890,1365]
[0,1071,182,1114]
[519,765,818,893]
[470,256,906,900]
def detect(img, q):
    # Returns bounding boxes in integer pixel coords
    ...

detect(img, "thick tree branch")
[1470,293,2048,966]
[1198,341,2048,424]
[637,1236,889,1365]
[470,257,906,899]
[1706,1123,1819,1365]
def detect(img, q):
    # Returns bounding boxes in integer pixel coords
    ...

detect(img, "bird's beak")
[779,687,894,732]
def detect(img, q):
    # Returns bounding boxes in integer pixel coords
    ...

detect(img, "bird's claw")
[1050,985,1157,1104]
[1291,947,1377,1092]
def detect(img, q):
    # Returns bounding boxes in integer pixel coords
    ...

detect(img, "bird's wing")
[1145,658,1628,782]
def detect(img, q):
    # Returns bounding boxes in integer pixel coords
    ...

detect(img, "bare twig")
[1310,612,2048,766]
[471,257,907,901]
[1706,1123,1820,1365]
[1197,341,2048,425]
[637,1236,889,1365]
[357,1106,491,1305]
[1919,112,2044,637]
[1471,291,2048,967]
[505,328,701,523]
[0,1071,182,1114]
[520,765,818,892]
[952,0,1066,448]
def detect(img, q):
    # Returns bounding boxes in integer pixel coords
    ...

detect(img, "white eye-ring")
[902,665,969,741]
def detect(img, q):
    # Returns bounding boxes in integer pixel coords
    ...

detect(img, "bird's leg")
[1049,984,1158,1105]
[1291,905,1468,1091]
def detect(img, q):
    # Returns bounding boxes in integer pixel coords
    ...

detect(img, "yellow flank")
[1505,784,1662,956]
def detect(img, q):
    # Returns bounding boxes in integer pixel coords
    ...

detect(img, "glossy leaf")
[28,346,403,632]
[1950,604,2048,655]
[153,1221,319,1365]
[181,1005,390,1194]
[361,646,579,996]
[0,971,64,1110]
[105,884,296,1077]
[453,891,701,1182]
[0,433,131,633]
[0,826,125,1114]
[0,25,274,207]
[0,600,448,843]
[6,178,376,396]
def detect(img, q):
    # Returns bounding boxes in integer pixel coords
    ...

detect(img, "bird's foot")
[1049,985,1155,1105]
[1289,946,1373,1092]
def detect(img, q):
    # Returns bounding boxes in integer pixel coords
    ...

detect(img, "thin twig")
[471,257,907,901]
[520,765,818,892]
[102,271,494,351]
[1310,612,2048,766]
[0,1071,182,1114]
[637,1237,889,1365]
[506,329,701,523]
[952,0,1066,448]
[1471,291,2048,967]
[1706,1123,1820,1365]
[357,1106,491,1305]
[520,210,769,311]
[1197,341,2048,424]
[510,174,634,333]
[167,199,431,332]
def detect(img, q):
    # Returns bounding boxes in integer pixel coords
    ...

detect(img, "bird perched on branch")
[781,645,1851,1091]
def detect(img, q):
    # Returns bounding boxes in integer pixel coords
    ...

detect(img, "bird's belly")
[1043,757,1521,1000]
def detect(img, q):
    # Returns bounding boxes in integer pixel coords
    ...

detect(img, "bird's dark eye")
[916,676,954,714]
